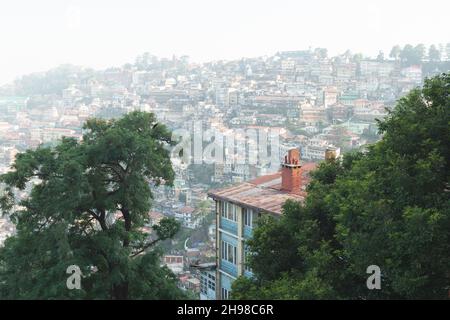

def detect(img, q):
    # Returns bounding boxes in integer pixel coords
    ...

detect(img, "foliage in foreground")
[0,111,185,299]
[232,74,450,299]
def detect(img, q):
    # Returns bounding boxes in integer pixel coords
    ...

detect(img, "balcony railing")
[220,217,238,234]
[220,259,238,277]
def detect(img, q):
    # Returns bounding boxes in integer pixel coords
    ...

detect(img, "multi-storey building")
[299,103,328,126]
[196,263,217,300]
[208,149,317,299]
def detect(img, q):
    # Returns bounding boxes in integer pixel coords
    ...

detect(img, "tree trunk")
[113,282,129,300]
[122,207,131,247]
[111,207,132,299]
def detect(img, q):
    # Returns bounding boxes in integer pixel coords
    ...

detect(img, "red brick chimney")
[281,149,302,193]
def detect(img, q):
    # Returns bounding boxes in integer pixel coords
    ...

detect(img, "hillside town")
[0,47,449,298]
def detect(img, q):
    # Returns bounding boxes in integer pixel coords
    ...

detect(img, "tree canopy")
[232,74,450,300]
[390,43,448,66]
[389,45,401,61]
[0,111,185,299]
[429,45,441,62]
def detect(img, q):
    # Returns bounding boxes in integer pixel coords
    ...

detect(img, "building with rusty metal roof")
[207,148,319,300]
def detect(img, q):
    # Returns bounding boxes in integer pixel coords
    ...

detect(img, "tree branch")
[130,238,160,258]
[101,164,124,181]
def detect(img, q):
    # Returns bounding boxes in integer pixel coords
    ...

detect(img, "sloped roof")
[208,163,317,215]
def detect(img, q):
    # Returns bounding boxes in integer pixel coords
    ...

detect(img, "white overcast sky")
[0,0,449,85]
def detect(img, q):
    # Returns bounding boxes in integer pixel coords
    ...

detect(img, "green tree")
[414,44,426,61]
[389,45,401,60]
[196,199,213,218]
[13,64,93,96]
[352,53,364,63]
[232,74,450,300]
[400,44,414,63]
[376,51,384,61]
[314,48,328,60]
[428,45,441,62]
[0,111,186,300]
[400,44,425,66]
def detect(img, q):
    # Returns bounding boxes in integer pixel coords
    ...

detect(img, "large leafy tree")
[0,111,185,299]
[428,45,441,62]
[389,45,401,61]
[400,44,426,66]
[232,74,450,300]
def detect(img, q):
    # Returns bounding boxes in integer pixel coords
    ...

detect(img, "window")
[221,240,237,264]
[228,203,237,221]
[201,272,215,294]
[221,202,237,222]
[221,287,230,300]
[243,208,253,228]
[200,277,207,294]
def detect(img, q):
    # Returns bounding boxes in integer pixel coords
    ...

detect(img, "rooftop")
[208,162,317,215]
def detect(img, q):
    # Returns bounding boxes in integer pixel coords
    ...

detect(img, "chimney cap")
[282,148,302,168]
[281,149,302,192]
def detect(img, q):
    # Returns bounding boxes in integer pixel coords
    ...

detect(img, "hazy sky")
[0,0,449,85]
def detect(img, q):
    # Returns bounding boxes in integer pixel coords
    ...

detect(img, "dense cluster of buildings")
[0,49,446,295]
